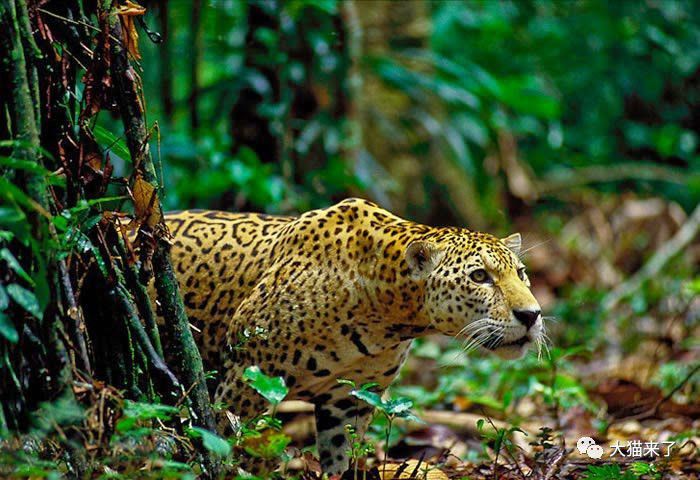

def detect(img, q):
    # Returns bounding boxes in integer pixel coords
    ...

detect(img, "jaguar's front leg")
[313,389,375,475]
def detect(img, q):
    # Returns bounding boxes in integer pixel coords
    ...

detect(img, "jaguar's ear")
[502,233,521,254]
[405,241,442,280]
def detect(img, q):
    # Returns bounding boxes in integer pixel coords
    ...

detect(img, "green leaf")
[243,430,292,459]
[34,396,85,432]
[242,366,289,405]
[0,312,18,343]
[123,400,179,420]
[6,283,41,319]
[93,125,132,162]
[285,0,337,18]
[349,389,384,410]
[157,460,193,472]
[582,464,636,480]
[1,248,34,285]
[116,400,179,432]
[188,427,231,457]
[359,382,380,391]
[630,462,656,476]
[0,140,54,161]
[350,388,422,422]
[383,397,413,416]
[0,284,8,310]
[0,177,39,212]
[0,156,53,176]
[0,207,30,246]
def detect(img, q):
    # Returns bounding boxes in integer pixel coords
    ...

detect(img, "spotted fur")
[157,198,543,474]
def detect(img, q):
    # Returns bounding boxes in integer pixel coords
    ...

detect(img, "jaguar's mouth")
[487,334,532,359]
[499,336,530,348]
[482,335,530,350]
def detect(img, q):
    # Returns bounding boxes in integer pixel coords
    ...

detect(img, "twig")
[58,258,91,375]
[659,362,700,406]
[114,284,180,396]
[543,447,569,480]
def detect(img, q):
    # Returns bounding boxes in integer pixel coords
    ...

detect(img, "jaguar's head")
[406,231,544,359]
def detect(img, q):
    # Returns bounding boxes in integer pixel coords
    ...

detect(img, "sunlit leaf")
[93,125,132,163]
[242,366,288,405]
[242,429,291,459]
[351,387,422,422]
[117,400,179,432]
[350,389,383,410]
[132,175,162,227]
[116,1,146,60]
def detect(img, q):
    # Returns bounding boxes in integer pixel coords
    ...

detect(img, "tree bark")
[0,0,41,188]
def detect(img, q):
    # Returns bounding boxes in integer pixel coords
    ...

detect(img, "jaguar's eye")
[517,268,527,281]
[469,268,491,284]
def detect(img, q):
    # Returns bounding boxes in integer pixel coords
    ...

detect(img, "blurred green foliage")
[132,0,699,218]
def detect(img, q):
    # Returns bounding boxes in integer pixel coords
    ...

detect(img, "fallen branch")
[275,402,537,454]
[603,201,700,312]
[621,361,700,421]
[538,163,687,195]
[414,411,533,437]
[410,410,535,454]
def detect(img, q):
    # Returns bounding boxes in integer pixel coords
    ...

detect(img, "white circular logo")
[577,436,596,455]
[587,444,604,459]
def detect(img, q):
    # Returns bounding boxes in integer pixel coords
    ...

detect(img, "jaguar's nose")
[513,309,540,329]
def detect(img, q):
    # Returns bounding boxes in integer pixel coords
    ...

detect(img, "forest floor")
[277,344,699,480]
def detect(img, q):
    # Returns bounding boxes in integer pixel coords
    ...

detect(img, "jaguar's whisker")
[518,238,551,258]
[460,329,491,356]
[459,324,493,352]
[456,318,491,339]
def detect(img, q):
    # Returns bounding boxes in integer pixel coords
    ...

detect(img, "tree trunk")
[105,5,220,476]
[0,0,76,430]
